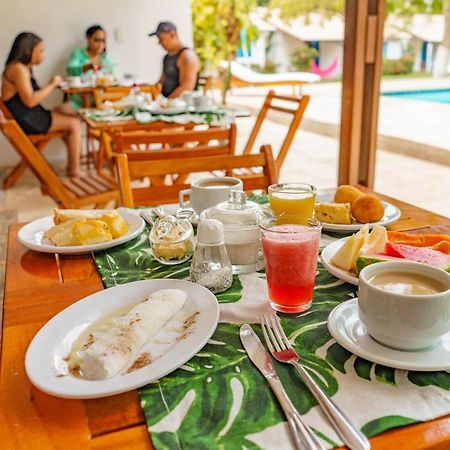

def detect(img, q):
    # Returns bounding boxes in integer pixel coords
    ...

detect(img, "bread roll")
[351,194,385,223]
[334,185,364,206]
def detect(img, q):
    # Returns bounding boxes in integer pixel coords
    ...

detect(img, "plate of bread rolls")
[18,208,145,254]
[315,186,401,233]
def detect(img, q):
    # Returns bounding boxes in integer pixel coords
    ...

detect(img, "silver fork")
[261,314,371,450]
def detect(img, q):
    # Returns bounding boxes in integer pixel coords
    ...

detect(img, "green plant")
[290,45,319,71]
[191,0,259,103]
[382,54,414,75]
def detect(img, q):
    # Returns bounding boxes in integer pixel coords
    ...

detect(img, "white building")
[242,9,448,79]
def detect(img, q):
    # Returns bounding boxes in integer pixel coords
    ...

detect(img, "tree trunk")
[433,3,450,78]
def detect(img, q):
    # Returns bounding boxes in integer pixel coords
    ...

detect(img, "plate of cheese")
[17,208,145,254]
[25,279,219,398]
[315,187,401,233]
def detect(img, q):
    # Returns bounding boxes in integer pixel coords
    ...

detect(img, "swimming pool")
[382,88,450,104]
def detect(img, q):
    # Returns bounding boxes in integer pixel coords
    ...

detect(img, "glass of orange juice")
[268,183,316,223]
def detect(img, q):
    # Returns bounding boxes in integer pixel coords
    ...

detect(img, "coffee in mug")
[368,271,447,296]
[179,177,243,214]
[358,261,450,351]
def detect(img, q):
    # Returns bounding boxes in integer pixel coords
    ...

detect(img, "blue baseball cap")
[148,21,177,37]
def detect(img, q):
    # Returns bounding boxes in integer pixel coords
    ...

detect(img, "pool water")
[382,88,450,104]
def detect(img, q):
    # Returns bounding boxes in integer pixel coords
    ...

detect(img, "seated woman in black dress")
[1,32,82,178]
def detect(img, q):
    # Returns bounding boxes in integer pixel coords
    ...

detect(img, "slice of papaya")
[431,241,450,255]
[387,231,450,247]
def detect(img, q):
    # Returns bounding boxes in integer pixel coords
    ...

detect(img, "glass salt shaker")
[190,219,233,294]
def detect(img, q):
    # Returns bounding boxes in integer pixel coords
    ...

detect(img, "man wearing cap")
[149,21,200,98]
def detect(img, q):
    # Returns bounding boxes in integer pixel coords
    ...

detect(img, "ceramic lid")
[200,191,267,229]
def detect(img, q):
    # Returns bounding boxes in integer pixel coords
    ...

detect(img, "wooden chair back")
[243,90,310,171]
[113,124,236,157]
[94,85,162,108]
[116,144,278,207]
[0,115,119,208]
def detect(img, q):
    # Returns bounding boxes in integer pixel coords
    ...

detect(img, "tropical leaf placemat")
[94,210,450,450]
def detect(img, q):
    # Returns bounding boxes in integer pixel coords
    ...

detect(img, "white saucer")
[327,299,450,371]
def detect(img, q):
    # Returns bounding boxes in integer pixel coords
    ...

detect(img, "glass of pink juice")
[261,217,321,313]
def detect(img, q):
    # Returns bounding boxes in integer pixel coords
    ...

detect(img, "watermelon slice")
[385,242,450,271]
[355,254,405,276]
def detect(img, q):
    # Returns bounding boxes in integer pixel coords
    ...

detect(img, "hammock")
[311,57,338,77]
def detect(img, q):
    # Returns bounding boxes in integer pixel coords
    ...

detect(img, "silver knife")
[240,324,324,450]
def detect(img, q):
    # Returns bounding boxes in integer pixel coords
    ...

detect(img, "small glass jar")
[200,191,268,273]
[149,215,194,265]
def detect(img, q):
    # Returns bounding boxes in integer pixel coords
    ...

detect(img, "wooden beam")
[339,0,386,187]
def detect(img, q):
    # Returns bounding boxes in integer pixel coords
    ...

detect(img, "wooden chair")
[0,115,119,208]
[0,99,69,189]
[242,90,310,171]
[89,84,163,170]
[113,124,236,186]
[116,144,278,207]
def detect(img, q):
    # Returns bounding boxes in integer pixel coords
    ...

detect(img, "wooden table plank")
[84,390,145,437]
[3,279,103,328]
[0,322,90,449]
[90,425,153,450]
[5,224,61,293]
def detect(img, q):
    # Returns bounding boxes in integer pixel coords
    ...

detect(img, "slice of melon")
[359,225,387,256]
[331,224,369,272]
[385,242,450,271]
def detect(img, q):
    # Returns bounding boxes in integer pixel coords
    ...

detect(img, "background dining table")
[1,187,449,449]
[60,83,158,108]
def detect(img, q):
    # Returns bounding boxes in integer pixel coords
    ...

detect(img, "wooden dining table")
[1,188,450,449]
[60,83,158,109]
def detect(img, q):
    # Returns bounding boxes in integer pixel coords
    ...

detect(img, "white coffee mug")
[179,177,243,214]
[182,90,200,107]
[68,76,82,87]
[358,261,450,351]
[193,94,212,109]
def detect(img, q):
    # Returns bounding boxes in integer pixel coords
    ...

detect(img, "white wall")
[0,0,193,167]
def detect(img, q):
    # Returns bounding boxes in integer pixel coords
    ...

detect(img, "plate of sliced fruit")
[321,226,450,285]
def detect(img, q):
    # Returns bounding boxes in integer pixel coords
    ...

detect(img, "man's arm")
[168,50,200,98]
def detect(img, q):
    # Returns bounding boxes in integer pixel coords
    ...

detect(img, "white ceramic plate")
[321,238,359,285]
[328,299,450,371]
[25,279,220,399]
[17,209,145,254]
[316,188,401,233]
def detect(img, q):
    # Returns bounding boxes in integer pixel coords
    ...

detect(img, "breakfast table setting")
[1,183,449,450]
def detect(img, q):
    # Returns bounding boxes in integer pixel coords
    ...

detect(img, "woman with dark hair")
[66,25,114,109]
[1,32,82,178]
[67,25,113,76]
